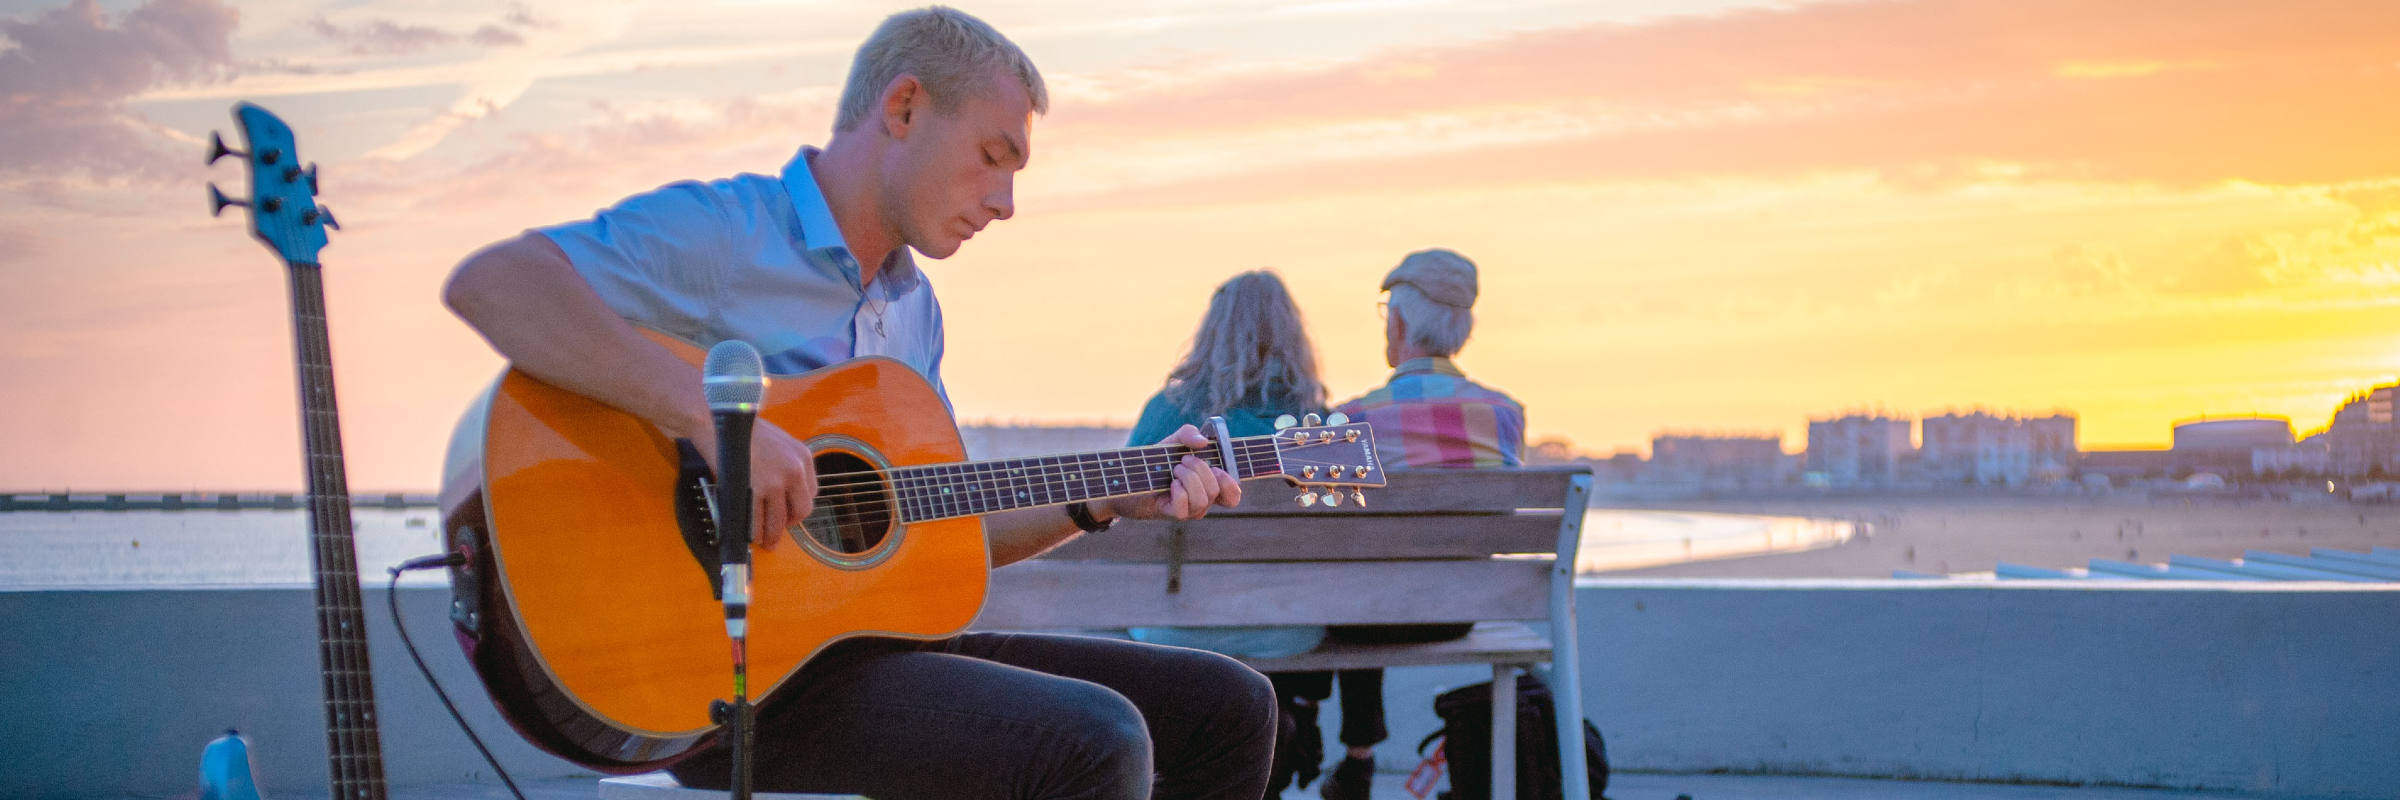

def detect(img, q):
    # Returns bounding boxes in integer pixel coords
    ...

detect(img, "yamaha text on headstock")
[207,102,386,800]
[439,337,1387,771]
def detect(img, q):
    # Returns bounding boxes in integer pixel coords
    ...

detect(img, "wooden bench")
[979,466,1596,800]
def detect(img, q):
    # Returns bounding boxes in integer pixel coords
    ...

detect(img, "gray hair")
[835,7,1049,133]
[1163,270,1327,420]
[1387,283,1473,357]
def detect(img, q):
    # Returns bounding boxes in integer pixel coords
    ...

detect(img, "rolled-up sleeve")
[537,180,731,342]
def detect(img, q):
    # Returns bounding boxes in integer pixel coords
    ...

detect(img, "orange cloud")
[1041,0,2400,198]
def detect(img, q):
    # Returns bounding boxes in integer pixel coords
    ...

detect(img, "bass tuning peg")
[282,163,320,194]
[1350,489,1366,507]
[206,132,246,165]
[304,206,340,230]
[1326,412,1348,425]
[1273,414,1297,431]
[207,183,249,217]
[1297,490,1319,508]
[1323,490,1344,507]
[1302,413,1323,427]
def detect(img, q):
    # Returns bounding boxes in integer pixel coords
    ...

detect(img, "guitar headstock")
[1268,412,1385,507]
[207,102,335,265]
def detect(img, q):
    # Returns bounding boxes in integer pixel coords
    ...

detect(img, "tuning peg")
[1351,489,1366,507]
[207,183,248,217]
[206,132,245,165]
[1354,466,1370,478]
[1324,490,1344,507]
[1302,413,1323,427]
[1345,429,1360,443]
[1319,431,1337,444]
[281,163,321,194]
[1326,412,1348,425]
[304,206,340,230]
[257,147,281,166]
[1298,491,1319,507]
[1273,414,1297,431]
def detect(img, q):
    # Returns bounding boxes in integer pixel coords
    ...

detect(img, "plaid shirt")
[1335,357,1525,469]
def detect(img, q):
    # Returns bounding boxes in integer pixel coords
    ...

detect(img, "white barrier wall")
[0,586,591,800]
[1324,581,2400,800]
[7,582,2397,798]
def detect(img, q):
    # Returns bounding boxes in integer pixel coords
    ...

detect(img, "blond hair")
[1163,271,1327,420]
[835,7,1048,133]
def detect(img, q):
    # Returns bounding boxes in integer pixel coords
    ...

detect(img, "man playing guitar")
[442,8,1275,799]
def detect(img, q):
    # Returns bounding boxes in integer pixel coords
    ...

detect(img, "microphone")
[701,339,766,800]
[702,340,768,614]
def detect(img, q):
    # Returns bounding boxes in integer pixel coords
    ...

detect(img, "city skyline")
[4,0,2398,489]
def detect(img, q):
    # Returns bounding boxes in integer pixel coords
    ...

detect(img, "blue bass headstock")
[207,102,335,265]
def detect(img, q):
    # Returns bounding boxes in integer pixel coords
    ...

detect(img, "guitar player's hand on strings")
[686,416,819,551]
[1103,424,1243,521]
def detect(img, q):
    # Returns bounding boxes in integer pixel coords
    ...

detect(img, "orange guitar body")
[438,330,988,771]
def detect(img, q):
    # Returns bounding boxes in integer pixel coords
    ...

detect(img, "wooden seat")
[980,466,1596,800]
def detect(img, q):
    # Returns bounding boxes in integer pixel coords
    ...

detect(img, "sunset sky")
[4,0,2398,490]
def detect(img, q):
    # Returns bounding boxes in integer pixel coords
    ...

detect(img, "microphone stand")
[702,341,765,800]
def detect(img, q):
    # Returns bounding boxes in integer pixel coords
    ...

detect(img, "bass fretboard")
[289,262,388,800]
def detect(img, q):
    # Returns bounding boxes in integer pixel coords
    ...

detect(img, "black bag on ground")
[1417,670,1608,800]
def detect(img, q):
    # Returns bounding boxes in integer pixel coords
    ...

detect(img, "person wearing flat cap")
[1272,248,1529,800]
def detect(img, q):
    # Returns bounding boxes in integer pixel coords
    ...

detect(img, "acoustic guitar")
[438,332,1388,771]
[204,103,388,799]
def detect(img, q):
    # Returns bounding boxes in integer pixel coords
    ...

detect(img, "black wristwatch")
[1065,501,1116,533]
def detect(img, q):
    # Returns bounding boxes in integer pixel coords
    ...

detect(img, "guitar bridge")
[674,438,726,599]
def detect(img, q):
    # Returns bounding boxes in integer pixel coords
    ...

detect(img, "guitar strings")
[792,442,1286,499]
[770,445,1297,521]
[779,438,1290,502]
[786,440,1291,506]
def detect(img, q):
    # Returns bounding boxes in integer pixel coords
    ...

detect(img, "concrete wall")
[1567,580,2400,797]
[0,586,590,800]
[8,582,2398,799]
[1345,581,2400,800]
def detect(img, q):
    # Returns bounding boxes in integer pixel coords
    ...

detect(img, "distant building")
[1805,414,1912,487]
[1649,433,1786,486]
[1595,451,1645,483]
[2325,384,2400,478]
[1920,411,2077,486]
[2171,416,2294,478]
[2253,441,2329,478]
[959,423,1132,460]
[2078,448,2172,484]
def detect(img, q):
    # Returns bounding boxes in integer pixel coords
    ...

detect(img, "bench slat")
[1043,513,1562,562]
[977,558,1551,629]
[1216,468,1585,515]
[1237,621,1551,672]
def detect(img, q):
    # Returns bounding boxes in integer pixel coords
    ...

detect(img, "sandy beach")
[1589,492,2400,578]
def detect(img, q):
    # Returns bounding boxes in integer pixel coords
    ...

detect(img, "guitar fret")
[888,435,1304,523]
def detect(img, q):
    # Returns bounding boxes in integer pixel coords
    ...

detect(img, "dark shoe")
[1319,755,1373,800]
[1292,697,1324,789]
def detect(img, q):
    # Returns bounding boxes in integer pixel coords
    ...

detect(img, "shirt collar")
[1391,357,1465,379]
[781,147,922,296]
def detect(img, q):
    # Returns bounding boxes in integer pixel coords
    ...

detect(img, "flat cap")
[1381,248,1479,309]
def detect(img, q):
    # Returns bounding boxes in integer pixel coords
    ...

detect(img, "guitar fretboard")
[888,436,1284,523]
[289,262,388,800]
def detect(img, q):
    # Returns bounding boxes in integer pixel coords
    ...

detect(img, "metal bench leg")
[1491,663,1516,800]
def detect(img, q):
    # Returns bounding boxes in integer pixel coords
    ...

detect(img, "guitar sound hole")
[801,450,894,556]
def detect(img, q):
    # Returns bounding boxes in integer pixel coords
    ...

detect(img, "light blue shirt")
[540,147,948,406]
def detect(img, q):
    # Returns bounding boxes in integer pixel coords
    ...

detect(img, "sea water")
[0,507,1852,587]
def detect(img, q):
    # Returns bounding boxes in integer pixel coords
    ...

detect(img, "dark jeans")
[669,633,1277,800]
[1267,669,1388,749]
